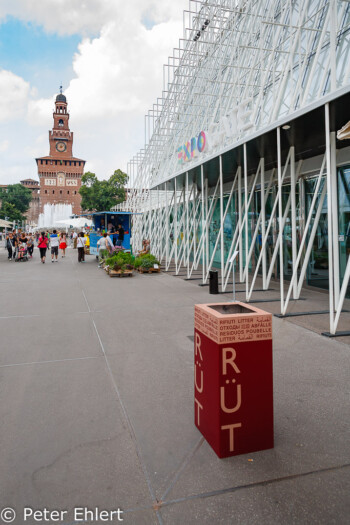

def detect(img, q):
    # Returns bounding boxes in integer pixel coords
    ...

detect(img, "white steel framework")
[117,0,350,335]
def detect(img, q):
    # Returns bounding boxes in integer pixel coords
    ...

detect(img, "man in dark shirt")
[116,224,124,247]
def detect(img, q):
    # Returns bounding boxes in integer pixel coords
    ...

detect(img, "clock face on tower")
[56,141,66,152]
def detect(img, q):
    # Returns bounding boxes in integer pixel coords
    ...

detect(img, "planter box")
[109,270,133,278]
[137,267,161,274]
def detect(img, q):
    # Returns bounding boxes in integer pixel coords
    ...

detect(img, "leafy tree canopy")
[0,184,32,222]
[79,170,128,212]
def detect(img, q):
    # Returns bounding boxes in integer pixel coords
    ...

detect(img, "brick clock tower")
[36,89,85,215]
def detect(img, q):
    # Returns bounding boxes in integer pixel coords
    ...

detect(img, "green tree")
[0,202,24,222]
[0,184,32,222]
[79,170,128,212]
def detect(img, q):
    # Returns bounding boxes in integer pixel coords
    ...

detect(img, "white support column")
[325,103,335,334]
[157,187,160,259]
[261,158,267,289]
[205,177,209,276]
[277,127,284,312]
[149,190,152,244]
[330,0,337,92]
[238,163,243,282]
[220,156,224,290]
[193,182,197,270]
[174,178,178,271]
[334,255,350,331]
[165,182,169,268]
[201,166,205,283]
[185,172,189,277]
[244,144,249,298]
[331,132,340,305]
[290,146,298,299]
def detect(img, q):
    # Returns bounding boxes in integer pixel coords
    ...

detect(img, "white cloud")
[0,70,30,122]
[0,0,187,36]
[0,140,9,152]
[65,16,184,120]
[0,0,189,183]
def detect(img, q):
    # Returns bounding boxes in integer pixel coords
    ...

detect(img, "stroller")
[15,242,29,262]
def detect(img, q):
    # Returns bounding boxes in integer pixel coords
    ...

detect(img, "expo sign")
[177,131,206,164]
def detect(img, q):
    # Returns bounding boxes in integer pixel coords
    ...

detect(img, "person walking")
[27,233,34,258]
[106,232,114,254]
[116,223,124,247]
[73,230,78,249]
[38,231,48,263]
[17,232,28,260]
[77,232,86,262]
[11,231,18,260]
[97,233,109,266]
[59,232,67,257]
[6,232,14,260]
[50,229,59,263]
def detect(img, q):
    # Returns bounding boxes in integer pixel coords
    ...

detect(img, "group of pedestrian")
[6,231,34,261]
[5,225,125,265]
[5,230,68,264]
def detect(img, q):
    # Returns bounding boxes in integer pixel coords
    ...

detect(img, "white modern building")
[118,0,350,335]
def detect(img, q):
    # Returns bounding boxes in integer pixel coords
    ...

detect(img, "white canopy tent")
[56,218,93,228]
[0,219,13,228]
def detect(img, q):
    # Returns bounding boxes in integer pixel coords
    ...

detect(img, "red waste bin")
[194,302,274,458]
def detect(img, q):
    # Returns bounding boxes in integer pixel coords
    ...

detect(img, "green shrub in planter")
[105,255,119,267]
[115,252,135,266]
[134,253,160,269]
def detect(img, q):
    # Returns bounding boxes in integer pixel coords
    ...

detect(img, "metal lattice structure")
[117,0,350,335]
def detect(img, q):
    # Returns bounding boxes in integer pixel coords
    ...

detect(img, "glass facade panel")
[305,176,328,290]
[338,166,350,298]
[209,198,221,268]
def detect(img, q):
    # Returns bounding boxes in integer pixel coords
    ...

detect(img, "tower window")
[74,191,77,194]
[45,190,47,194]
[60,190,62,194]
[67,190,70,194]
[59,119,64,127]
[52,190,55,194]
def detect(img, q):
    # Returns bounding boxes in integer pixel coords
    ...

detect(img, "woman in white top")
[97,232,109,259]
[77,232,86,263]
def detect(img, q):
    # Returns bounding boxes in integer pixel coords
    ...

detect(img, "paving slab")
[159,467,350,524]
[0,358,152,523]
[0,247,349,524]
[0,312,101,366]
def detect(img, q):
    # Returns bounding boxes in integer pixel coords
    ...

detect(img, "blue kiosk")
[81,211,132,256]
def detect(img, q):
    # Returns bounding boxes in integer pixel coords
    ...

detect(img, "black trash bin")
[209,270,219,294]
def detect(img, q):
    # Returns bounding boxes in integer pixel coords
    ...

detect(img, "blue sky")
[0,0,188,185]
[0,17,80,97]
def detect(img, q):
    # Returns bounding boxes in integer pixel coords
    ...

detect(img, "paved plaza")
[0,245,349,525]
